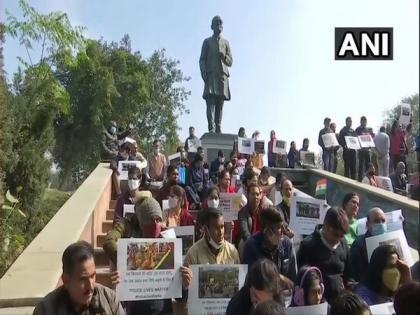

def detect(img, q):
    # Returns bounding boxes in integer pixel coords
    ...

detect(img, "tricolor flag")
[315,178,327,198]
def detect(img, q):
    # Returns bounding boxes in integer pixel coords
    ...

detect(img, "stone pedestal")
[200,132,237,163]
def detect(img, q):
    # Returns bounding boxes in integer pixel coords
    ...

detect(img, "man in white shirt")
[373,126,390,177]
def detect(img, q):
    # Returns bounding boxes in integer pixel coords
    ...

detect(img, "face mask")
[205,226,223,250]
[143,222,162,238]
[208,199,220,209]
[382,268,401,292]
[128,179,140,191]
[168,196,179,209]
[371,223,387,236]
[110,126,117,134]
[219,157,225,163]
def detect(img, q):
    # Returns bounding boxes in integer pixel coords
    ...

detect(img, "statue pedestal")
[200,132,237,163]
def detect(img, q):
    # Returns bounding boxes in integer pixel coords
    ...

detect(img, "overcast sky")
[2,0,419,154]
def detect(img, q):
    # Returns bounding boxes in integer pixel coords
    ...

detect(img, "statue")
[199,16,233,133]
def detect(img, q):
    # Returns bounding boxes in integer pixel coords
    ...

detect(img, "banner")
[273,139,287,154]
[116,238,183,301]
[321,133,339,148]
[188,264,248,315]
[218,193,243,222]
[357,209,404,236]
[289,196,328,235]
[118,160,142,180]
[358,134,375,148]
[345,136,361,150]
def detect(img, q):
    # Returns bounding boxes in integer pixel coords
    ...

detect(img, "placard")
[218,193,243,222]
[370,302,395,315]
[357,209,404,236]
[187,138,201,153]
[289,196,328,235]
[286,302,328,315]
[188,264,248,315]
[321,133,339,148]
[376,176,393,192]
[118,160,142,180]
[116,238,182,301]
[168,152,181,166]
[123,204,135,217]
[358,134,375,148]
[238,137,253,155]
[299,151,315,165]
[399,103,411,127]
[174,226,195,258]
[273,140,287,154]
[366,229,414,267]
[254,140,265,154]
[124,137,136,144]
[345,136,361,150]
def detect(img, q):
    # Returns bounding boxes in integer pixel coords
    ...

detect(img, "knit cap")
[135,196,162,223]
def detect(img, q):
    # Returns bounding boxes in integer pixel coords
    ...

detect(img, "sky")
[2,0,419,155]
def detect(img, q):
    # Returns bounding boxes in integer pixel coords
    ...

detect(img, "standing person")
[361,163,378,187]
[199,15,233,133]
[267,130,281,167]
[330,122,340,173]
[298,138,310,163]
[184,126,200,162]
[318,117,334,172]
[338,117,357,179]
[356,116,374,181]
[342,193,360,246]
[297,207,352,303]
[390,121,408,172]
[147,139,167,182]
[287,141,298,168]
[374,126,391,177]
[251,131,264,170]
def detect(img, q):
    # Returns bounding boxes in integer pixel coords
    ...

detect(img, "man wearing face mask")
[242,207,297,291]
[297,207,352,303]
[103,197,174,314]
[350,207,387,282]
[355,244,412,305]
[210,150,225,184]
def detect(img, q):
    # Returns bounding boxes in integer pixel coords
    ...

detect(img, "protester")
[258,167,275,194]
[156,165,188,208]
[389,161,408,195]
[393,281,420,315]
[103,197,172,314]
[361,163,378,187]
[250,300,285,315]
[356,116,373,181]
[355,244,412,305]
[267,130,278,167]
[251,130,264,170]
[350,207,387,282]
[374,126,391,177]
[276,179,293,224]
[218,169,236,193]
[238,184,263,244]
[290,266,325,307]
[109,142,138,196]
[113,166,151,224]
[242,207,297,289]
[342,193,360,246]
[297,138,310,163]
[390,121,408,172]
[184,126,200,162]
[329,292,372,315]
[318,117,334,172]
[287,141,298,168]
[330,122,340,173]
[163,185,194,227]
[147,139,167,182]
[210,150,225,184]
[297,207,351,302]
[34,241,124,315]
[226,259,283,315]
[186,154,209,208]
[234,127,248,158]
[338,116,357,179]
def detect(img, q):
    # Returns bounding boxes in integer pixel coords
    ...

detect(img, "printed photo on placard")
[321,133,339,148]
[173,226,195,257]
[358,134,375,148]
[399,103,411,127]
[126,241,175,270]
[187,139,201,153]
[168,152,182,166]
[118,160,141,180]
[273,139,287,154]
[289,196,327,235]
[299,151,315,165]
[238,137,253,155]
[254,140,265,154]
[345,136,361,150]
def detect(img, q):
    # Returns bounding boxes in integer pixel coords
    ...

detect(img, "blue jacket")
[243,232,297,282]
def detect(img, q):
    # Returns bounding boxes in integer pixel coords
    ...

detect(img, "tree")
[383,94,419,133]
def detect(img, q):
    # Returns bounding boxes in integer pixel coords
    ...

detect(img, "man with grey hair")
[199,15,233,133]
[389,161,408,195]
[350,207,387,282]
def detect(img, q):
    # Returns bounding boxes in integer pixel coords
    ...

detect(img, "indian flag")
[315,178,327,197]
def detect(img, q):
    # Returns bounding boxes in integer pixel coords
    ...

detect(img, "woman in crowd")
[290,266,325,307]
[163,185,194,228]
[287,141,298,168]
[342,193,360,246]
[355,244,412,305]
[218,169,237,193]
[329,292,372,315]
[361,163,378,187]
[226,259,283,315]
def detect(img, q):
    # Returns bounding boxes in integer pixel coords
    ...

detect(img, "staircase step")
[102,220,114,233]
[94,247,110,267]
[96,267,112,289]
[109,200,117,210]
[97,233,107,248]
[106,209,115,221]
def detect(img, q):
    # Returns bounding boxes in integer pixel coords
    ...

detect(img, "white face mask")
[205,226,223,250]
[208,199,220,209]
[127,179,140,191]
[168,196,179,209]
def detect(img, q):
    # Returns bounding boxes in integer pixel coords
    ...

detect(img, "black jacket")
[297,225,351,303]
[350,231,371,282]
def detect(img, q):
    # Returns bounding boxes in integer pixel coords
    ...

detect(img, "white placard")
[238,137,253,155]
[162,199,169,212]
[358,134,375,148]
[345,136,361,150]
[286,303,328,315]
[273,140,287,154]
[123,204,135,217]
[370,302,395,315]
[366,229,414,267]
[299,151,315,165]
[118,160,142,180]
[399,103,411,127]
[357,209,404,236]
[173,226,195,258]
[218,193,243,222]
[289,196,328,235]
[161,228,176,239]
[188,264,248,315]
[321,133,339,148]
[168,152,182,166]
[124,137,136,144]
[116,238,182,301]
[187,138,201,153]
[376,176,394,192]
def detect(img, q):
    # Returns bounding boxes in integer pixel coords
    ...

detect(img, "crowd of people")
[32,123,419,315]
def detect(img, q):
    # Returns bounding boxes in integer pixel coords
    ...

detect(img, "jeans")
[322,150,334,172]
[206,95,224,133]
[377,155,390,177]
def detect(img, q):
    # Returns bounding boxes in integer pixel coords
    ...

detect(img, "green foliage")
[383,94,419,134]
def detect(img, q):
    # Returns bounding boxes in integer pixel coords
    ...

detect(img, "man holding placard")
[318,117,335,172]
[356,116,374,181]
[338,117,357,179]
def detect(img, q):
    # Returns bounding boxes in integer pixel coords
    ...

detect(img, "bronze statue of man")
[199,16,233,133]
